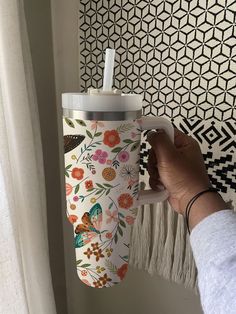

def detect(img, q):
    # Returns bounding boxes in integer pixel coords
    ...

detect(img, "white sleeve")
[190,209,236,314]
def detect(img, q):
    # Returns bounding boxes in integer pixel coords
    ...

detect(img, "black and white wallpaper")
[79,0,236,202]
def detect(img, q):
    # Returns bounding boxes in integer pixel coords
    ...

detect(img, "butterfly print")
[64,134,85,153]
[74,203,103,248]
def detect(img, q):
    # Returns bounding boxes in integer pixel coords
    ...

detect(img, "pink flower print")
[92,149,108,164]
[105,209,119,224]
[131,132,137,138]
[125,215,135,225]
[73,196,79,202]
[91,121,105,130]
[118,151,129,162]
[81,279,91,286]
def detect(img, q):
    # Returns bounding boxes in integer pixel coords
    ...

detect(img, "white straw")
[103,48,115,91]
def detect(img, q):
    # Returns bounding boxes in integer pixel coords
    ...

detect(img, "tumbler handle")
[137,116,174,206]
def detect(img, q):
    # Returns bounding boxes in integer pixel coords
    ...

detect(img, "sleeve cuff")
[190,209,236,269]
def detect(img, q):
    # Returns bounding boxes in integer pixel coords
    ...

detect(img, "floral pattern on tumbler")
[63,117,142,288]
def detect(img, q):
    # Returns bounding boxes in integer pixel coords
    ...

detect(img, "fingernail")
[156,184,165,191]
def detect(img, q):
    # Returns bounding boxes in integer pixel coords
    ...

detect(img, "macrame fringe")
[129,202,197,290]
[129,197,235,290]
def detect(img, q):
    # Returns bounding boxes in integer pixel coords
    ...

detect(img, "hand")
[147,128,226,224]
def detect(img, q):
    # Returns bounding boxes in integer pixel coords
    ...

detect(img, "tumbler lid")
[62,89,142,112]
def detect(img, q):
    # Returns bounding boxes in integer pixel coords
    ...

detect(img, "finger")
[147,149,160,179]
[149,177,164,191]
[147,130,177,163]
[174,128,192,148]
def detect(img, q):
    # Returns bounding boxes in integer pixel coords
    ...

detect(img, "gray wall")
[24,1,67,313]
[25,0,203,313]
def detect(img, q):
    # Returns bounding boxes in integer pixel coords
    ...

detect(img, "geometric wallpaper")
[79,0,236,203]
[80,0,236,121]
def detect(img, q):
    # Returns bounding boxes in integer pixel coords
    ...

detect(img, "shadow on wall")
[24,0,67,313]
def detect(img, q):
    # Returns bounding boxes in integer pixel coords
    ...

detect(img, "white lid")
[62,91,143,112]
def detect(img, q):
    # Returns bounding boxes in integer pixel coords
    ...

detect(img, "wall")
[80,0,236,206]
[23,0,67,313]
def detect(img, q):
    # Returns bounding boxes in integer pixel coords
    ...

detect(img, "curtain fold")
[0,0,56,313]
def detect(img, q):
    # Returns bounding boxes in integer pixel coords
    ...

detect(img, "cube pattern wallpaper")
[79,0,236,201]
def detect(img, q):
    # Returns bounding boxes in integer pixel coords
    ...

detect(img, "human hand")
[147,128,212,215]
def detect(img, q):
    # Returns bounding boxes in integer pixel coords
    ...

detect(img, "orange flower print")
[99,273,112,286]
[70,204,76,210]
[66,183,73,196]
[85,180,93,190]
[102,167,116,181]
[117,263,128,280]
[105,232,112,239]
[84,248,93,259]
[94,249,105,261]
[106,159,112,165]
[91,242,99,251]
[68,215,78,224]
[72,167,84,180]
[103,130,120,147]
[118,193,133,209]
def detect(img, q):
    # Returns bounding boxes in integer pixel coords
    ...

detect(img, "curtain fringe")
[129,202,197,290]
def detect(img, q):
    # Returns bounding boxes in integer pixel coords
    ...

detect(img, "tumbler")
[62,89,174,288]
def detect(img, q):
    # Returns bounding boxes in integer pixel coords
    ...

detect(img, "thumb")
[147,130,177,163]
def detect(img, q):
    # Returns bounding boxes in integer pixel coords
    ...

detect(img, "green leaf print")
[119,220,126,228]
[86,130,93,139]
[94,132,102,137]
[76,119,86,126]
[118,226,123,236]
[105,259,118,274]
[131,142,139,152]
[111,147,122,153]
[76,259,82,265]
[74,184,80,194]
[65,164,72,170]
[80,264,91,268]
[116,123,134,133]
[123,139,133,144]
[103,183,113,188]
[65,118,75,128]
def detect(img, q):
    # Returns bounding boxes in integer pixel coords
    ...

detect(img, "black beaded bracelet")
[185,187,220,234]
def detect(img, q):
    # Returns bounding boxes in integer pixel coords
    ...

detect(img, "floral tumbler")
[62,89,174,288]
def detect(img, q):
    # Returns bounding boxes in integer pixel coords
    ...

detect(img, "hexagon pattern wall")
[79,0,235,201]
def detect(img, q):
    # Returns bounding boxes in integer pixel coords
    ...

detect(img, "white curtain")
[0,1,56,313]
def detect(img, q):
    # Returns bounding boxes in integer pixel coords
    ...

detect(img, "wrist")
[179,184,212,215]
[187,192,226,231]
